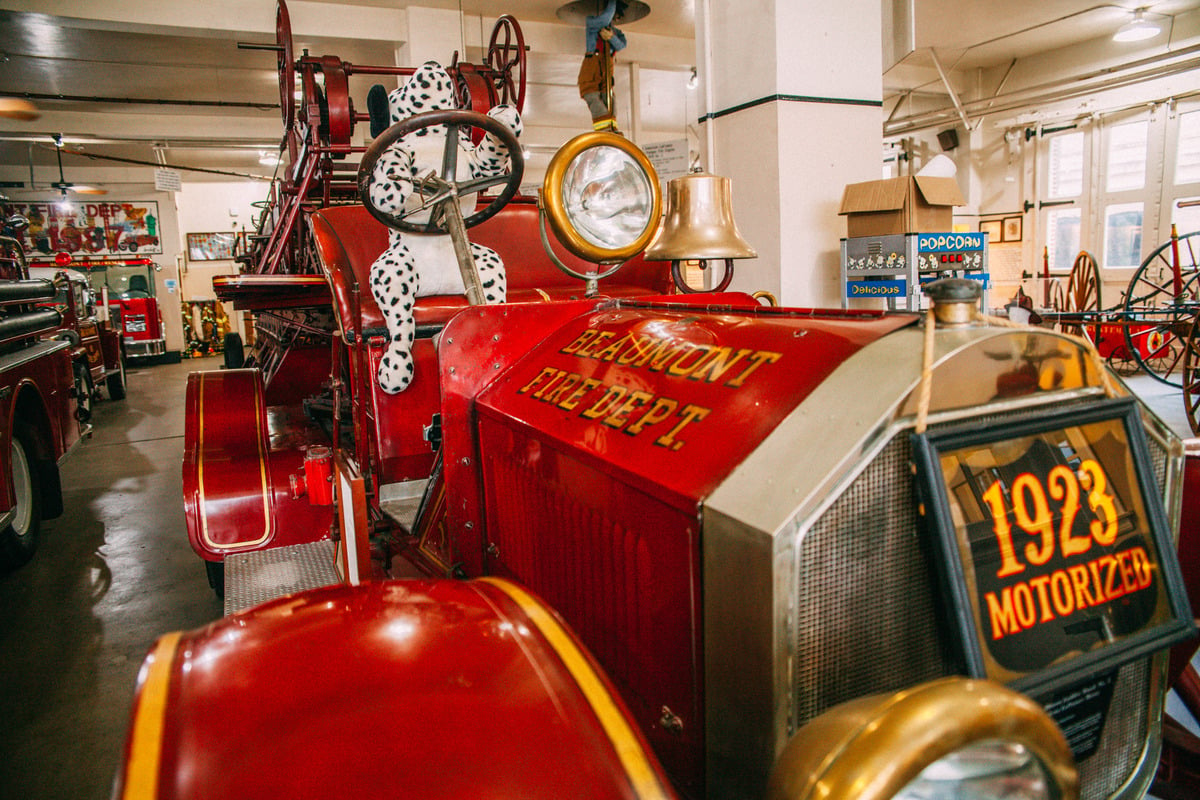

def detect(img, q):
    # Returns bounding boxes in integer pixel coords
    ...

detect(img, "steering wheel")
[487,15,527,112]
[357,109,524,234]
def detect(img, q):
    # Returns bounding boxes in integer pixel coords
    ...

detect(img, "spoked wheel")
[73,362,94,423]
[1122,230,1200,387]
[1184,314,1200,435]
[487,15,527,112]
[1061,250,1102,338]
[276,0,296,126]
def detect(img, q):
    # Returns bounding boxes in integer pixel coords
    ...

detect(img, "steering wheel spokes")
[358,108,524,235]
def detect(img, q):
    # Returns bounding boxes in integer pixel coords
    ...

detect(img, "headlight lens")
[894,740,1051,800]
[561,144,655,250]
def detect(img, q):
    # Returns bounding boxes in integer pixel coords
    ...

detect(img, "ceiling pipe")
[928,48,973,131]
[885,44,1200,135]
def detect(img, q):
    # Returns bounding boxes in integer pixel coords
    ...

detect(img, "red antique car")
[0,227,88,569]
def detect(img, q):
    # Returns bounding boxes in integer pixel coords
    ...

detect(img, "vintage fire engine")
[28,259,127,418]
[118,3,1199,798]
[85,257,168,360]
[0,227,87,570]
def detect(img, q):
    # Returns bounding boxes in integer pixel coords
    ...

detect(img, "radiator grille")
[794,407,1165,799]
[794,435,951,726]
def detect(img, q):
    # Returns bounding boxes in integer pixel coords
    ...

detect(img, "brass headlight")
[766,677,1077,800]
[541,132,661,264]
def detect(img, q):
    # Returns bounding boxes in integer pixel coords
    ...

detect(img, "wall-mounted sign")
[0,200,162,256]
[912,397,1194,697]
[186,231,245,262]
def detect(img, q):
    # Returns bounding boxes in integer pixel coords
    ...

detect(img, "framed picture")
[1001,216,1023,242]
[910,397,1194,697]
[979,220,1002,243]
[186,231,243,261]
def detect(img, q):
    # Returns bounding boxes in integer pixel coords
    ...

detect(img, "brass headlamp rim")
[541,132,662,264]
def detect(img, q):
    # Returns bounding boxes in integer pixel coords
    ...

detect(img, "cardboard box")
[839,176,966,237]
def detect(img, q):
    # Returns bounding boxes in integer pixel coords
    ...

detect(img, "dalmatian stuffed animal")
[366,62,522,393]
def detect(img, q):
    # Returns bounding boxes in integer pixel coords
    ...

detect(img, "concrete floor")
[0,358,222,800]
[0,358,1195,800]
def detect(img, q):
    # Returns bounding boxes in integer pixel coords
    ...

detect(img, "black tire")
[0,429,43,571]
[205,559,225,600]
[73,362,94,423]
[106,351,127,400]
[223,332,245,370]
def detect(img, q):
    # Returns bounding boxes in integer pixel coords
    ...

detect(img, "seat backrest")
[309,198,673,337]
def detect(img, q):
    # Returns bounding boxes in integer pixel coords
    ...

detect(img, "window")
[1176,110,1200,185]
[1105,203,1143,268]
[1107,120,1148,192]
[1048,132,1084,199]
[1046,208,1081,272]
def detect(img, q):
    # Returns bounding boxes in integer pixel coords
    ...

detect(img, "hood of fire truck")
[440,296,1179,798]
[460,298,1121,517]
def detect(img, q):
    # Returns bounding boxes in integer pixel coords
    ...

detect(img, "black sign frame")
[912,397,1194,696]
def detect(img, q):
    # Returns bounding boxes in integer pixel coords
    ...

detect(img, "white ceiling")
[0,0,1198,195]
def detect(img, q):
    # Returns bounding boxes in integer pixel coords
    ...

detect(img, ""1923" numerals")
[980,459,1119,579]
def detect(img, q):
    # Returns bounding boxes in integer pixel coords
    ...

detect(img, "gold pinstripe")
[480,578,671,799]
[121,632,182,800]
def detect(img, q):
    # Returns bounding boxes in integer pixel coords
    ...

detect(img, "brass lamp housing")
[541,132,662,264]
[766,677,1078,800]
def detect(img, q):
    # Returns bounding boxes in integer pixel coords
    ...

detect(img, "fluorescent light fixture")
[1113,9,1160,42]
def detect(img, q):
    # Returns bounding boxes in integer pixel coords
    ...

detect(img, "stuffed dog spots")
[366,62,521,393]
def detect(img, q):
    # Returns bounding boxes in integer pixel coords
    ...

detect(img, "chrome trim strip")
[0,339,71,373]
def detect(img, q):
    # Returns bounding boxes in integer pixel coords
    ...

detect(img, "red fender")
[115,579,675,800]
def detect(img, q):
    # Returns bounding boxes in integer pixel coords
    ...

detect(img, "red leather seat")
[309,198,674,337]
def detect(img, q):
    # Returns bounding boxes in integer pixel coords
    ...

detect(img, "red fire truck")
[0,228,88,570]
[114,4,1200,798]
[28,261,127,419]
[64,256,167,361]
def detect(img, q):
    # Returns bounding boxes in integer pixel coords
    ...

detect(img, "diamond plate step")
[224,539,340,616]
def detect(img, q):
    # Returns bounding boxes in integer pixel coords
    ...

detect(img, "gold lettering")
[666,345,710,377]
[519,366,560,395]
[1012,583,1036,628]
[593,334,633,362]
[577,331,616,359]
[558,377,602,411]
[603,390,654,430]
[625,397,679,436]
[561,329,598,355]
[655,404,710,451]
[581,385,627,420]
[543,373,583,405]
[1049,571,1075,616]
[725,351,782,387]
[687,347,752,383]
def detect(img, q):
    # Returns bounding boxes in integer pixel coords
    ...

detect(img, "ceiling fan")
[49,134,107,198]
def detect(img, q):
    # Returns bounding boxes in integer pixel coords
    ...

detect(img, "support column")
[697,0,882,307]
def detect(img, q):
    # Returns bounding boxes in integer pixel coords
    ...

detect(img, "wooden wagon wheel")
[276,0,296,126]
[1061,250,1102,338]
[487,14,527,112]
[1122,229,1200,387]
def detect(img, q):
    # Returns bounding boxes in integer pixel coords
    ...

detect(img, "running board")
[224,540,340,615]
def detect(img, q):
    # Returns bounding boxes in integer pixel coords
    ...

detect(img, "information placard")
[912,398,1194,694]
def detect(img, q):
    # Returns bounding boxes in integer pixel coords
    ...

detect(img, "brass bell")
[645,172,756,261]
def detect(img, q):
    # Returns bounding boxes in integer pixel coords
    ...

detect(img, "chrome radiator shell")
[702,324,1182,799]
